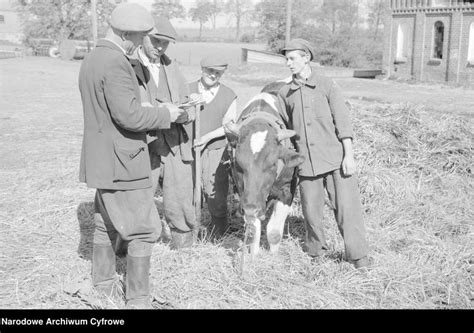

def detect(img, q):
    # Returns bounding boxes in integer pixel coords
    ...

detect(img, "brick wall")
[385,6,474,86]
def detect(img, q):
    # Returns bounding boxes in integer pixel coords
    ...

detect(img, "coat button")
[307,122,311,126]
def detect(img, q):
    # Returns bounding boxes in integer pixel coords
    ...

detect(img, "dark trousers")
[94,188,161,257]
[149,144,196,233]
[299,169,368,260]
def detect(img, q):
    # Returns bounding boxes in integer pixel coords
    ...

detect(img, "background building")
[0,0,23,44]
[383,0,474,85]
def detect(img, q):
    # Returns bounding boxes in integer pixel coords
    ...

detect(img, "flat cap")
[149,17,178,43]
[110,3,154,32]
[200,54,228,70]
[280,38,315,61]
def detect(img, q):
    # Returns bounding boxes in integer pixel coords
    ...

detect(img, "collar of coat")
[96,38,126,55]
[129,53,172,86]
[289,70,317,90]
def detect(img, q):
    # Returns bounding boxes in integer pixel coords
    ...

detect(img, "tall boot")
[170,228,193,250]
[92,244,116,296]
[125,255,152,309]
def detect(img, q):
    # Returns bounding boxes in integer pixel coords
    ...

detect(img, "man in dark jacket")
[277,39,369,269]
[78,3,187,308]
[131,18,198,249]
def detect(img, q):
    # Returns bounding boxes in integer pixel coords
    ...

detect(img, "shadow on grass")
[76,201,127,275]
[77,201,95,261]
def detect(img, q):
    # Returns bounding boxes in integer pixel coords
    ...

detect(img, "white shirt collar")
[198,80,220,95]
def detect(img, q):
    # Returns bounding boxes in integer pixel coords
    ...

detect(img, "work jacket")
[78,39,171,190]
[277,72,354,177]
[130,53,193,162]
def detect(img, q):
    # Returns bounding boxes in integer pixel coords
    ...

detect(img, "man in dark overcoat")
[78,3,187,308]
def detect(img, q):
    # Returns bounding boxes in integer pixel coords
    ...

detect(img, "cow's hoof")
[269,244,280,253]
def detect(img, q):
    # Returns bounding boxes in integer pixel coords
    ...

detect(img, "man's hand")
[162,102,187,123]
[341,138,356,177]
[194,135,209,149]
[341,154,356,177]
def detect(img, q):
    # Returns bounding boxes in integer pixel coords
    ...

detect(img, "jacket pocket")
[113,139,149,182]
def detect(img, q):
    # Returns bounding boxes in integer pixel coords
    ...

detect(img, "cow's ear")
[279,148,305,168]
[277,129,296,142]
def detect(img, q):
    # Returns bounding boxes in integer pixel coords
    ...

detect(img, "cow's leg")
[266,200,291,253]
[245,217,261,259]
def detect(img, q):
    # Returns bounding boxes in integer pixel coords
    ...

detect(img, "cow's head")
[225,92,304,222]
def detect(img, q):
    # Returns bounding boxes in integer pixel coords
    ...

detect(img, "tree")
[17,0,116,41]
[314,0,360,36]
[255,0,318,51]
[209,0,223,36]
[151,0,186,20]
[367,0,389,41]
[225,0,253,42]
[189,0,214,40]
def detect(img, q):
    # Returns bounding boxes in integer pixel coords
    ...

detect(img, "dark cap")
[149,17,178,43]
[200,54,228,70]
[280,38,315,61]
[110,3,154,32]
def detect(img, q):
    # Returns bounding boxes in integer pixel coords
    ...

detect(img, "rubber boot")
[92,244,116,297]
[170,228,193,250]
[125,255,152,309]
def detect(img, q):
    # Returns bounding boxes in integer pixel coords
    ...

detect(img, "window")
[468,22,474,65]
[395,23,409,63]
[433,21,444,59]
[0,15,5,24]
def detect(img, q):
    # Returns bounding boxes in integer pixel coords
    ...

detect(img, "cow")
[224,81,305,258]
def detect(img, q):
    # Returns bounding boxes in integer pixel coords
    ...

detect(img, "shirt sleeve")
[327,80,354,140]
[103,57,171,132]
[277,89,291,128]
[222,98,238,125]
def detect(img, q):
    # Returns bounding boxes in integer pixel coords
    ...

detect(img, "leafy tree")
[314,0,360,36]
[255,0,318,51]
[189,0,214,40]
[367,0,389,41]
[209,0,223,35]
[151,0,186,20]
[17,0,116,41]
[225,0,253,41]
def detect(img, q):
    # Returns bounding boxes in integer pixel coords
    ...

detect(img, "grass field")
[0,50,472,309]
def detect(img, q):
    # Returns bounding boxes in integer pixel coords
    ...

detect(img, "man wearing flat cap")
[188,55,237,238]
[130,17,198,249]
[78,3,187,309]
[276,38,369,269]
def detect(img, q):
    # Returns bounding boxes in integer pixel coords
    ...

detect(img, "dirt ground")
[0,56,472,310]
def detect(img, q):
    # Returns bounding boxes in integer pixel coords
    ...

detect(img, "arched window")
[433,21,444,59]
[395,23,409,62]
[468,22,474,65]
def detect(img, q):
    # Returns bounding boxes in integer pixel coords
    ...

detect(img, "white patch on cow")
[241,92,279,113]
[244,216,262,259]
[250,130,268,155]
[266,201,291,253]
